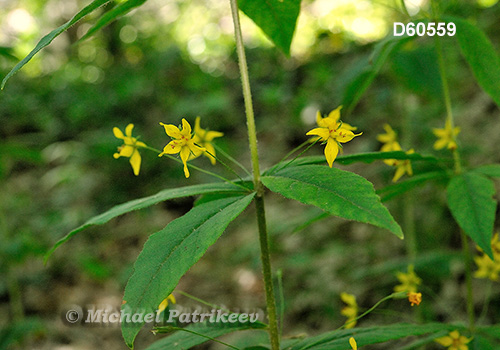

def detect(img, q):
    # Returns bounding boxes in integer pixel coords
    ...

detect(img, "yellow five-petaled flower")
[159,118,205,178]
[433,119,460,150]
[306,106,362,167]
[191,116,224,165]
[435,330,472,350]
[113,123,146,176]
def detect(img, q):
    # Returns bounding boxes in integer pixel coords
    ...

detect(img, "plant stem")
[432,1,474,329]
[229,0,260,188]
[228,1,280,349]
[255,195,280,350]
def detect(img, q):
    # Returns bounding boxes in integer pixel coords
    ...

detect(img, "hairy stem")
[228,1,280,349]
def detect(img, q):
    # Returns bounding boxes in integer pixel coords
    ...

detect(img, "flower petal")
[349,337,357,350]
[136,141,147,148]
[306,127,330,140]
[205,130,224,141]
[324,139,339,167]
[160,122,182,138]
[327,105,342,123]
[120,145,135,157]
[392,165,406,182]
[435,336,453,346]
[194,116,202,134]
[316,111,325,127]
[125,123,134,137]
[179,146,191,178]
[337,129,362,143]
[129,149,141,176]
[113,127,125,139]
[181,118,192,137]
[433,138,448,150]
[161,141,181,154]
[204,143,217,165]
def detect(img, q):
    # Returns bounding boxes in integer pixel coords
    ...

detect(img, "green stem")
[432,1,473,330]
[229,1,280,349]
[255,196,280,350]
[229,0,260,188]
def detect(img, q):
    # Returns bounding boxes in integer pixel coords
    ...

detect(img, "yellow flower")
[407,292,422,306]
[113,123,146,176]
[157,293,176,313]
[159,118,205,178]
[191,116,224,165]
[433,119,460,150]
[349,337,358,350]
[392,149,414,182]
[377,123,398,146]
[394,265,422,293]
[435,330,471,350]
[340,292,359,329]
[306,106,362,167]
[474,254,500,281]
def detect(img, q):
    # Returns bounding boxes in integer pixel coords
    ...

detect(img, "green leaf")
[238,0,301,55]
[1,0,111,90]
[121,194,255,349]
[146,322,266,350]
[473,164,500,178]
[45,182,249,262]
[377,171,449,202]
[287,323,459,350]
[447,172,497,258]
[79,0,147,42]
[342,33,414,113]
[451,17,500,108]
[261,165,403,238]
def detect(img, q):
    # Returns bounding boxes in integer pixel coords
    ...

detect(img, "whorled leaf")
[121,194,255,348]
[261,165,403,238]
[45,182,250,262]
[447,172,497,258]
[451,16,500,108]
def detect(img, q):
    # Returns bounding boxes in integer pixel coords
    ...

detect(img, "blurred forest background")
[1,0,500,349]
